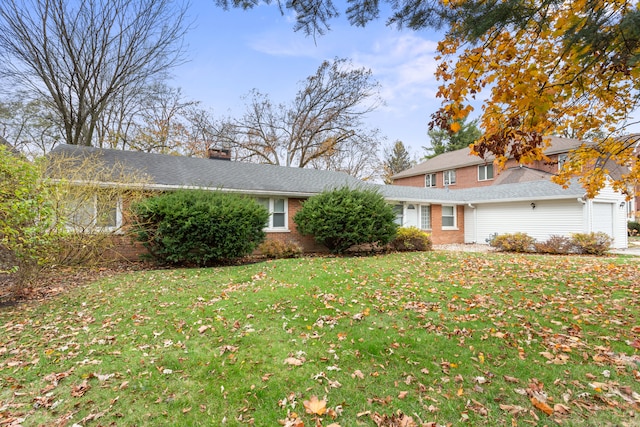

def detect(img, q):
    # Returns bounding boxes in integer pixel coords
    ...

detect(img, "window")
[256,197,288,229]
[66,192,121,231]
[443,169,456,186]
[441,205,456,228]
[557,154,567,171]
[420,205,431,230]
[393,204,404,225]
[425,173,436,188]
[478,164,494,181]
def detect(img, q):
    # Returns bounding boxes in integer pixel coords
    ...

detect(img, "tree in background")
[382,140,414,184]
[431,0,640,197]
[216,0,640,197]
[423,118,481,159]
[211,58,383,179]
[0,0,189,147]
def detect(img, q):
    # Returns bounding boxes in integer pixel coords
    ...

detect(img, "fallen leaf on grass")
[198,325,211,334]
[303,395,327,415]
[284,357,304,366]
[371,411,417,427]
[71,380,91,397]
[352,369,365,379]
[530,397,553,416]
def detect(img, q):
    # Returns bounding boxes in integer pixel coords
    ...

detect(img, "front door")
[405,204,418,228]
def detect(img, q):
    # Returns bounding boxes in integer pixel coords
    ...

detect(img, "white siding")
[465,200,585,244]
[590,184,628,249]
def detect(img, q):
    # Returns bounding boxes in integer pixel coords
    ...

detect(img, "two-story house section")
[391,136,585,189]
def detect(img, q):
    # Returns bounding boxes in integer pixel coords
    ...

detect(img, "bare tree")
[213,58,383,178]
[0,0,189,147]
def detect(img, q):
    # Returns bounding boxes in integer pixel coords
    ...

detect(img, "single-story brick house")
[49,144,629,258]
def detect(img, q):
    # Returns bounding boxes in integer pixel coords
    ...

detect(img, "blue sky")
[171,2,446,158]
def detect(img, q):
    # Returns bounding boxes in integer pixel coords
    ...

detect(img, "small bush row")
[489,232,613,255]
[628,221,640,236]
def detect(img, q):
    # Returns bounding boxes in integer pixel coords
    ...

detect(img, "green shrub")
[131,190,269,265]
[534,235,574,254]
[0,146,59,283]
[571,232,612,255]
[489,232,536,253]
[258,240,302,259]
[293,186,398,254]
[389,227,432,252]
[628,221,640,236]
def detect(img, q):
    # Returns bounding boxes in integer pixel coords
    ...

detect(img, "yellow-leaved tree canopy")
[216,0,640,197]
[432,0,640,197]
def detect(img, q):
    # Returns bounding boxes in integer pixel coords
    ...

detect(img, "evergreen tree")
[423,118,481,159]
[383,140,413,184]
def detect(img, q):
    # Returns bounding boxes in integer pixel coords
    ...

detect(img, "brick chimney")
[208,147,231,161]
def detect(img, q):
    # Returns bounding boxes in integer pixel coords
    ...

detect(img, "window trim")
[420,205,432,230]
[443,169,456,186]
[557,153,568,171]
[425,173,436,188]
[66,193,123,232]
[478,164,494,181]
[256,197,289,231]
[441,205,457,229]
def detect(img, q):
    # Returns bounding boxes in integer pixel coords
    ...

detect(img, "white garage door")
[592,202,613,237]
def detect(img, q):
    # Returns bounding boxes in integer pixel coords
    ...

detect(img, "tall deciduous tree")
[0,0,189,147]
[423,118,481,159]
[383,140,413,184]
[212,58,383,179]
[215,0,640,196]
[432,0,640,197]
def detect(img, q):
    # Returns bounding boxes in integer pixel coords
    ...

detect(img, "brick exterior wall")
[393,154,565,189]
[430,204,465,245]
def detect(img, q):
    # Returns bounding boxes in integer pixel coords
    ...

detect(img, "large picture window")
[256,197,288,230]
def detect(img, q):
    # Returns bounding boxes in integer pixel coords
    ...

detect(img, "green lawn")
[1,251,639,426]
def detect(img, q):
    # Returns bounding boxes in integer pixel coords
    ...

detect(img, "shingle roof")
[49,144,363,196]
[49,144,587,204]
[392,136,586,179]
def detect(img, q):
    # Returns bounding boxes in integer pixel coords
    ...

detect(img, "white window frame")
[441,205,457,229]
[443,169,456,186]
[66,193,122,232]
[478,164,494,181]
[425,173,436,188]
[256,197,289,231]
[557,153,568,171]
[420,205,432,230]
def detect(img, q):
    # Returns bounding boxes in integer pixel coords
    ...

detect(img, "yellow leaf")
[450,121,461,133]
[303,395,327,416]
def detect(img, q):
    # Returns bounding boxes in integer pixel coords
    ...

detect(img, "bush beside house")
[293,186,398,254]
[131,190,269,265]
[490,232,613,255]
[389,227,432,252]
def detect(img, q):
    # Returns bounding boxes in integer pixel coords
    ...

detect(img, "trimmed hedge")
[293,186,398,254]
[131,190,269,265]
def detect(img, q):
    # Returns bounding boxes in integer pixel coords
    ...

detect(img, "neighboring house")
[49,143,629,260]
[388,136,629,248]
[391,136,580,189]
